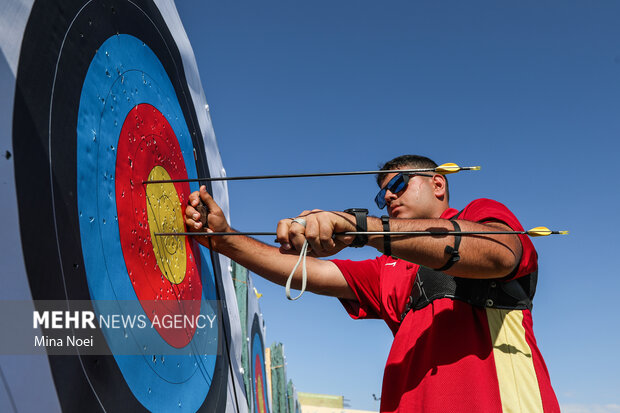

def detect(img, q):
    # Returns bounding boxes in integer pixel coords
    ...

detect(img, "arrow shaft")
[143,167,479,185]
[157,232,277,236]
[155,230,531,237]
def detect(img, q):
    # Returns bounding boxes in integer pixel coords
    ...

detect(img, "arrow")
[143,163,481,184]
[154,227,568,237]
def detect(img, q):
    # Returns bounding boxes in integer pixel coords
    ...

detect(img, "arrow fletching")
[435,163,481,174]
[526,227,569,237]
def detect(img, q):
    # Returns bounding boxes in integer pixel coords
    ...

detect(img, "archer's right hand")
[185,185,231,249]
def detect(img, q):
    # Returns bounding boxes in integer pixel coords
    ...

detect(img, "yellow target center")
[256,372,266,413]
[146,166,187,284]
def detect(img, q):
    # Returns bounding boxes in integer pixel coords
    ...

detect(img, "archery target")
[77,33,216,411]
[12,0,230,411]
[250,314,270,413]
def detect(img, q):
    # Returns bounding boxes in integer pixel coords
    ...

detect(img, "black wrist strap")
[435,220,462,271]
[344,208,368,247]
[381,215,391,257]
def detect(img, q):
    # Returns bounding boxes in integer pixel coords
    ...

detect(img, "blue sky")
[176,1,620,410]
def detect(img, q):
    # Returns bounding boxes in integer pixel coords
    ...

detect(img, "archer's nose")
[384,190,397,207]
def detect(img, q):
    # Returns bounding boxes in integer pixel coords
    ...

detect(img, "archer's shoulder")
[463,198,512,211]
[459,198,524,229]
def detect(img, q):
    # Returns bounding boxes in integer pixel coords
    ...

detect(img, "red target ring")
[115,103,201,348]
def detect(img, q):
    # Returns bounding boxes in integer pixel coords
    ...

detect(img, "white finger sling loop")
[286,218,309,300]
[285,240,309,300]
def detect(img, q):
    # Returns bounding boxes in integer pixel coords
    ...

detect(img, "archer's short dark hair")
[376,155,449,200]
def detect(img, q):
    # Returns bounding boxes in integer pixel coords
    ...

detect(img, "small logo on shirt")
[385,261,397,267]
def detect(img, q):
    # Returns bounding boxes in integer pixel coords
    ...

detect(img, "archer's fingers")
[276,219,293,251]
[188,190,202,208]
[304,215,322,253]
[185,209,203,230]
[318,217,336,252]
[185,216,202,230]
[185,196,202,229]
[289,219,308,252]
[185,201,199,220]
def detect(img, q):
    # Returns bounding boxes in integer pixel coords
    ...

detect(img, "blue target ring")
[77,34,217,412]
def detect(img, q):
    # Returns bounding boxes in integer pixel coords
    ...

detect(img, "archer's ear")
[433,174,447,198]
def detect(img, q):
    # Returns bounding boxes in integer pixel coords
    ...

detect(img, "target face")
[251,315,270,413]
[13,0,229,411]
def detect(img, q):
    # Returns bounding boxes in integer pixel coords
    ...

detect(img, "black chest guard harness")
[399,211,538,322]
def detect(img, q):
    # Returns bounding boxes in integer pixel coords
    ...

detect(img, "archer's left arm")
[365,217,522,279]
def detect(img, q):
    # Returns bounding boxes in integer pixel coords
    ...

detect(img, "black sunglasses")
[375,173,433,209]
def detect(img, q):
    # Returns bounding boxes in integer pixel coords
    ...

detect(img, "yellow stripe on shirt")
[486,308,544,413]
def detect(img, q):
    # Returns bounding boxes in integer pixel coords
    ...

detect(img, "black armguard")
[381,215,391,256]
[435,220,461,271]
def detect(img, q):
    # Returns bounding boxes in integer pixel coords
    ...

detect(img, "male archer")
[185,154,559,412]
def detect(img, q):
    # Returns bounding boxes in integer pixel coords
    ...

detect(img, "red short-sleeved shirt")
[332,199,559,413]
